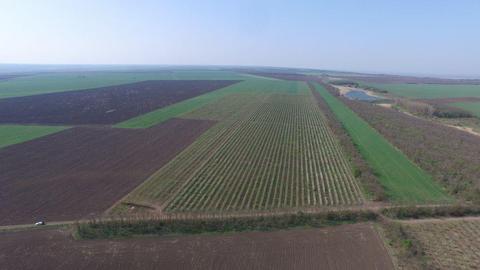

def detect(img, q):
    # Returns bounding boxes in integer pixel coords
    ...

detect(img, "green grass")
[360,83,480,99]
[312,83,451,203]
[0,70,245,99]
[450,102,480,117]
[0,125,67,149]
[116,78,303,128]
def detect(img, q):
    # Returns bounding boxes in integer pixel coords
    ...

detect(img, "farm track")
[0,80,239,125]
[0,118,214,226]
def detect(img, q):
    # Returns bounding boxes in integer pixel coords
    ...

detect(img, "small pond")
[344,90,379,102]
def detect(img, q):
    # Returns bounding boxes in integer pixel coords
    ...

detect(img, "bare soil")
[0,80,239,125]
[0,118,215,226]
[0,223,394,270]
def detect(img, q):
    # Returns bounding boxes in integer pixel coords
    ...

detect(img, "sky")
[1,0,479,76]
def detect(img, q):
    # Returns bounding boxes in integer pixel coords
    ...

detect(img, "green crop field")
[119,80,364,212]
[312,83,451,203]
[0,70,245,99]
[359,82,480,99]
[450,102,480,117]
[0,125,67,149]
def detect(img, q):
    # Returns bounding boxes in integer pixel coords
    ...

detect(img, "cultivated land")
[402,219,480,269]
[0,124,66,149]
[0,118,214,225]
[116,78,258,128]
[0,223,393,270]
[0,80,238,125]
[311,82,450,203]
[3,67,480,268]
[0,70,245,98]
[120,79,363,213]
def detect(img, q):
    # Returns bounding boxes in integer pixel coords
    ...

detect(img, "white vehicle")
[34,221,45,226]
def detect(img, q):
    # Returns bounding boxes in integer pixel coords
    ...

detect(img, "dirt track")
[0,118,215,226]
[0,223,393,270]
[0,80,239,125]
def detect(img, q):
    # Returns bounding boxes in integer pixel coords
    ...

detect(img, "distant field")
[450,101,480,117]
[116,78,298,128]
[0,80,238,125]
[312,83,450,203]
[0,125,66,149]
[0,70,245,99]
[360,82,480,99]
[404,219,480,269]
[121,80,363,212]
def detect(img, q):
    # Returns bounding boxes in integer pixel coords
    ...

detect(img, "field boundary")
[76,210,378,239]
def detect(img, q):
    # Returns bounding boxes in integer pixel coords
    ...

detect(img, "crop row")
[166,92,363,212]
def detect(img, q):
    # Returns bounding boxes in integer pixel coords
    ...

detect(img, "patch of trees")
[394,99,435,117]
[329,80,359,87]
[393,98,473,119]
[432,104,474,118]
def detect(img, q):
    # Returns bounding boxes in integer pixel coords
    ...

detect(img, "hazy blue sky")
[1,0,479,76]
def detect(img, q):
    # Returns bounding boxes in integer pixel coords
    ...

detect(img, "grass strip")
[0,125,67,149]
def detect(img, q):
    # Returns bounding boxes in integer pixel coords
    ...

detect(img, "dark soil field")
[0,118,215,226]
[0,224,393,270]
[0,80,239,125]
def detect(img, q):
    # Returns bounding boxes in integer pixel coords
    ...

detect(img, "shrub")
[76,210,378,239]
[382,205,480,219]
[433,105,473,118]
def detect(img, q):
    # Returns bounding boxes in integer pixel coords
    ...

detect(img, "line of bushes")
[329,80,359,87]
[382,205,480,219]
[432,104,474,118]
[76,210,378,239]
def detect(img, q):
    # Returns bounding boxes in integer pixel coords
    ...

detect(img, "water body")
[344,89,379,102]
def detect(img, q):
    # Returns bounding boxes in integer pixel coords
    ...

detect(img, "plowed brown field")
[0,80,239,125]
[0,223,393,270]
[0,118,215,226]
